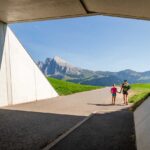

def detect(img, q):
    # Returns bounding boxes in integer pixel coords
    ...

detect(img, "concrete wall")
[0,22,58,106]
[0,23,8,106]
[134,97,150,150]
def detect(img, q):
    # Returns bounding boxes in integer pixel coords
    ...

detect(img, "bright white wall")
[0,22,58,106]
[8,28,37,104]
[35,64,58,100]
[134,97,150,150]
[0,48,8,106]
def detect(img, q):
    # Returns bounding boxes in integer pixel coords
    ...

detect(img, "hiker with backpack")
[120,80,130,105]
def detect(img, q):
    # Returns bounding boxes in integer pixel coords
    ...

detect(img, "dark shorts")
[123,91,128,95]
[112,93,116,97]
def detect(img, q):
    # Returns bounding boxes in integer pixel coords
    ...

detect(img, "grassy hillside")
[47,77,102,95]
[129,84,150,108]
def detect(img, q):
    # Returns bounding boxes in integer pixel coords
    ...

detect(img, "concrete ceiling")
[0,0,150,23]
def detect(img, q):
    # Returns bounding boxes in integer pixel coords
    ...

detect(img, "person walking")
[111,84,118,105]
[120,80,130,105]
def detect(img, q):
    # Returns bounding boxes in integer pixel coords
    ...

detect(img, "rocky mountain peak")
[53,56,74,68]
[53,56,66,63]
[37,56,150,86]
[38,56,81,78]
[45,58,52,64]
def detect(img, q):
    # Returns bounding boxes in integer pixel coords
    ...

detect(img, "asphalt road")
[51,110,136,150]
[4,87,131,116]
[0,87,134,150]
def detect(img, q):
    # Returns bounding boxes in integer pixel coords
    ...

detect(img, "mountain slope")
[38,56,150,86]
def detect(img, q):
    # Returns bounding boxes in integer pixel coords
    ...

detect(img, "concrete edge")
[42,113,95,150]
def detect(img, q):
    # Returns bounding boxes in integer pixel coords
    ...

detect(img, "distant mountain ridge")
[37,56,150,86]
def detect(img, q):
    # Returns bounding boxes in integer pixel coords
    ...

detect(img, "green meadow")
[129,84,150,109]
[48,78,150,109]
[47,77,102,96]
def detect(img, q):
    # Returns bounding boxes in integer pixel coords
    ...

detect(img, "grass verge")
[47,77,103,96]
[129,84,150,110]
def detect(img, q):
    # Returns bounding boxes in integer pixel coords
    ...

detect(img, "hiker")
[111,84,118,105]
[120,80,130,105]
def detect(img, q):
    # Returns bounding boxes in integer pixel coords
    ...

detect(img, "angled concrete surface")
[0,22,58,107]
[0,0,87,23]
[0,0,150,23]
[85,0,150,20]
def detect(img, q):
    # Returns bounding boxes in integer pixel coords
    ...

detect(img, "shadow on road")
[88,103,125,106]
[0,109,84,150]
[51,109,137,150]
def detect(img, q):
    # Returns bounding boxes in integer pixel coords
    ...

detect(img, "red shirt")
[111,87,117,94]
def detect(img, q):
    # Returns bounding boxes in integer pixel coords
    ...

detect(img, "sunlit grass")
[47,77,103,95]
[129,84,150,109]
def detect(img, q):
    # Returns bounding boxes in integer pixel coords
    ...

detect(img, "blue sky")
[10,15,150,72]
